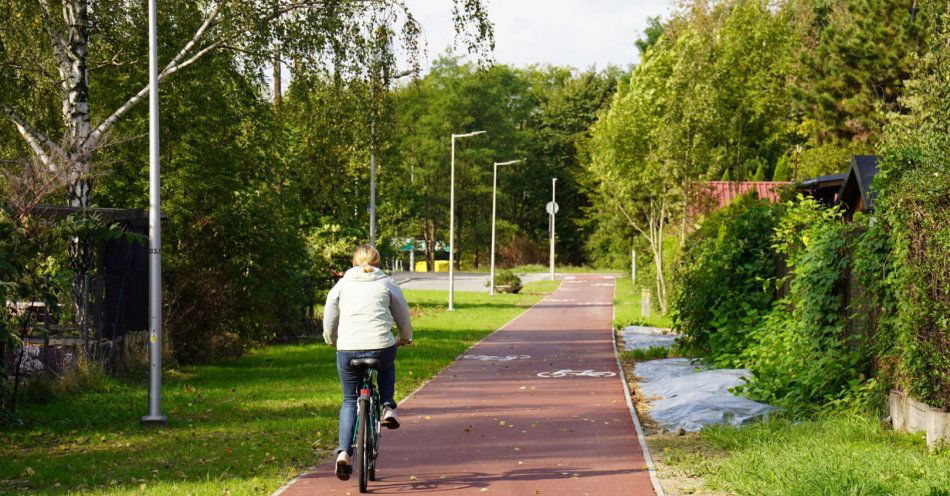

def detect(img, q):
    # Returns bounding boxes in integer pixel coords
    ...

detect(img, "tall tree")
[0,0,492,208]
[588,45,680,312]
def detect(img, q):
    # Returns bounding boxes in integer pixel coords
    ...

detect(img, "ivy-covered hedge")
[672,193,782,367]
[740,199,869,414]
[674,189,947,414]
[873,143,950,409]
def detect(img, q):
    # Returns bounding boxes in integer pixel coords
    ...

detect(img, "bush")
[741,199,867,414]
[492,270,522,293]
[873,148,950,408]
[871,6,950,408]
[672,192,782,367]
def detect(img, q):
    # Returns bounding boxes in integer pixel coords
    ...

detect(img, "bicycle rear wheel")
[355,398,370,493]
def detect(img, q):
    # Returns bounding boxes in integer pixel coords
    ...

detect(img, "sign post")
[547,178,558,281]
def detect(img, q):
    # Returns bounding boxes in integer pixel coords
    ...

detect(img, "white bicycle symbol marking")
[464,354,531,361]
[536,369,617,378]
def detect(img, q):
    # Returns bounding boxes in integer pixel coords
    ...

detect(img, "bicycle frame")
[352,368,381,456]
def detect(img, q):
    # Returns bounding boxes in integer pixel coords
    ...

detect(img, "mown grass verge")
[0,281,557,495]
[650,415,950,496]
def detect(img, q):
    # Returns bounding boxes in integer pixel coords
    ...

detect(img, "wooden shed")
[837,155,879,220]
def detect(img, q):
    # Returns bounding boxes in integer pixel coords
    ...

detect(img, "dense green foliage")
[0,1,494,364]
[672,193,781,367]
[675,185,944,413]
[585,0,945,276]
[869,4,950,408]
[740,200,866,413]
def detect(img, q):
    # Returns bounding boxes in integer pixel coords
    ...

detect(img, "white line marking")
[536,369,617,378]
[464,354,531,361]
[611,281,666,496]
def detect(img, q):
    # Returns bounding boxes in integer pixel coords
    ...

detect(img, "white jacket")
[323,266,413,351]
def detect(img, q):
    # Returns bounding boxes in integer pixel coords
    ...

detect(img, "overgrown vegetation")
[659,1,949,415]
[740,199,868,413]
[585,0,942,308]
[672,193,781,367]
[673,187,945,414]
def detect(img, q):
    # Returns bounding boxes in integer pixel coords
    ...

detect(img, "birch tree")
[587,46,680,313]
[0,0,491,325]
[1,0,491,209]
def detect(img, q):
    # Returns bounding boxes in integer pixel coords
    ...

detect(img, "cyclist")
[323,244,413,481]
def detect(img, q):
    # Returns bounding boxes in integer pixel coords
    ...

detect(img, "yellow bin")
[434,260,449,272]
[414,261,428,272]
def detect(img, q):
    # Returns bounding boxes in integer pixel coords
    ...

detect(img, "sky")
[403,0,676,71]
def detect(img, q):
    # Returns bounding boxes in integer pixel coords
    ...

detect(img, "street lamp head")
[454,130,487,139]
[495,159,523,166]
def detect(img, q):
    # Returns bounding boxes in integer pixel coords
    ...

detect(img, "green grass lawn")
[613,276,673,329]
[458,263,621,274]
[0,281,557,496]
[650,415,950,496]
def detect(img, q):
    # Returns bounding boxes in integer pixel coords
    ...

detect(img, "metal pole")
[449,136,456,310]
[632,247,637,287]
[550,178,557,281]
[490,162,498,295]
[142,0,166,426]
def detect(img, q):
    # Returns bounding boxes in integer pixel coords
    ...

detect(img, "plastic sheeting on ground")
[621,325,680,350]
[634,358,777,432]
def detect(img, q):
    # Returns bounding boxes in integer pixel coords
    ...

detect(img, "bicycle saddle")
[349,358,381,369]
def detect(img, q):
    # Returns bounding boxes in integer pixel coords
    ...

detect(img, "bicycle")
[350,357,382,493]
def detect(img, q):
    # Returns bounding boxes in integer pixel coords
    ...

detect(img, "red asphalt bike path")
[277,275,656,496]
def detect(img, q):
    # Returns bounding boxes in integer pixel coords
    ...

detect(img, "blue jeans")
[336,345,397,455]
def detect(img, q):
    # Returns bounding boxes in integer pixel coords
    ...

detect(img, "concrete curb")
[611,282,666,496]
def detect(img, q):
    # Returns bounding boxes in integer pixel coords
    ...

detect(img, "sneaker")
[335,450,352,481]
[381,405,400,430]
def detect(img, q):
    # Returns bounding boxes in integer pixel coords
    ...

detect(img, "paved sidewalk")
[278,275,656,495]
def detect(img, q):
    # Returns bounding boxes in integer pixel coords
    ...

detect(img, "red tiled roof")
[703,181,790,206]
[689,181,792,218]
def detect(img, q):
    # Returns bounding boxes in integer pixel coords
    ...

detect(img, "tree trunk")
[424,219,435,272]
[61,0,95,343]
[273,44,282,112]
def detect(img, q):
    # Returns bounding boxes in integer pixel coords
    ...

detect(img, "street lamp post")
[448,130,486,311]
[549,177,557,281]
[489,160,522,295]
[141,0,166,426]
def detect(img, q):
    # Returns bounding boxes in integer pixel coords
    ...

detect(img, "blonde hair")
[352,244,381,273]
